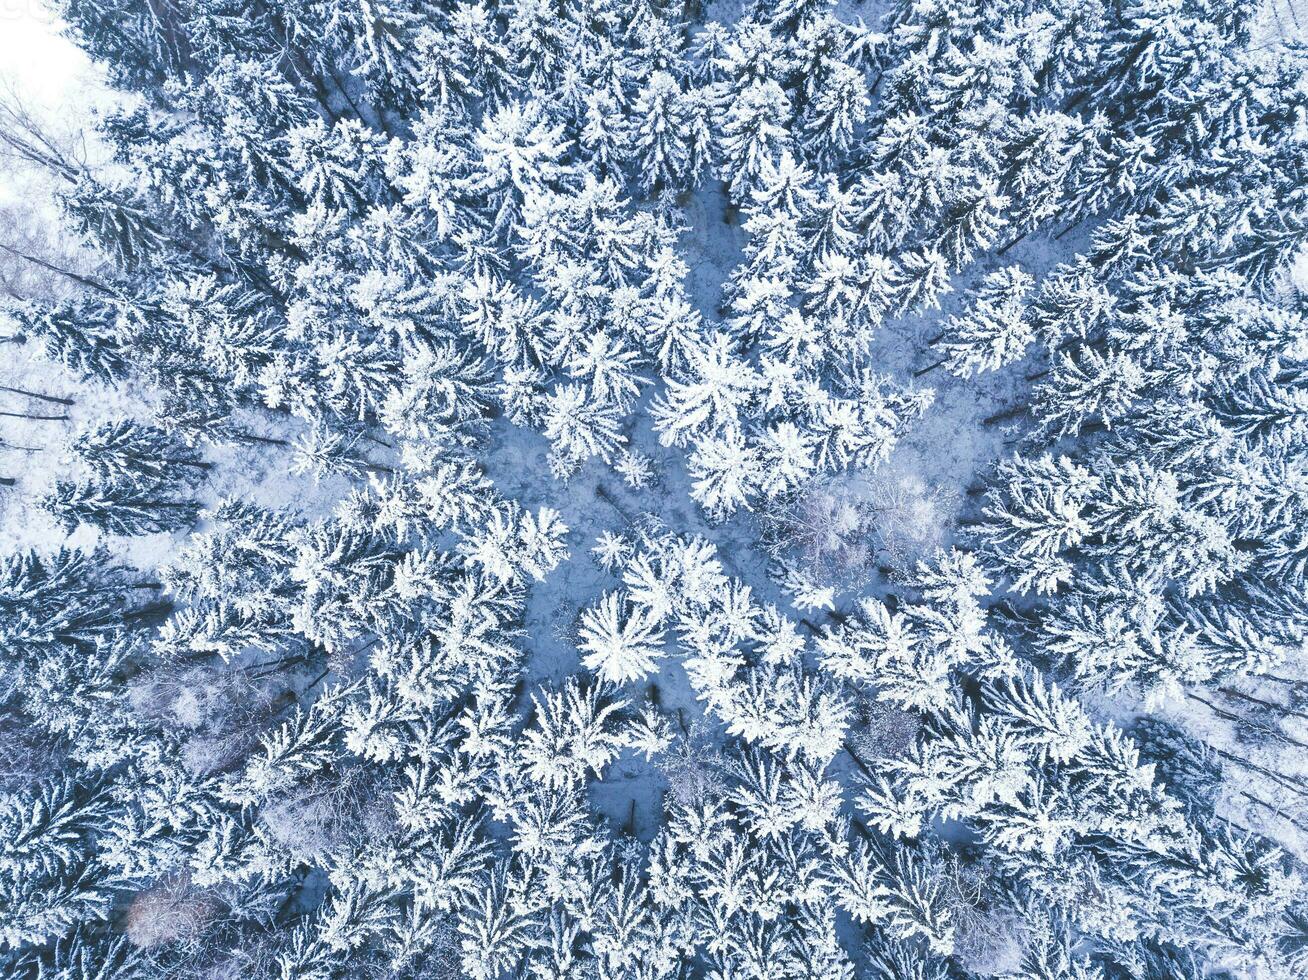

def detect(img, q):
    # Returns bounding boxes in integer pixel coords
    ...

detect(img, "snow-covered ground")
[0,2,114,547]
[1251,0,1308,46]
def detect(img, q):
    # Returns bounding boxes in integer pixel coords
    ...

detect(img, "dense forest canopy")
[1,0,1308,978]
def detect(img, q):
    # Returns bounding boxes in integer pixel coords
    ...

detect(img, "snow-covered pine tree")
[1,1,1302,976]
[42,477,200,537]
[939,265,1034,378]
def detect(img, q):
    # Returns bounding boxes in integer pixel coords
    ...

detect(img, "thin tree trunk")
[1186,690,1308,751]
[0,119,83,182]
[0,384,74,405]
[843,741,876,780]
[0,241,116,296]
[1212,746,1308,798]
[325,64,374,129]
[596,483,637,526]
[995,229,1029,256]
[175,649,220,665]
[247,655,309,680]
[1238,789,1308,834]
[124,600,174,622]
[299,668,331,699]
[0,409,68,421]
[1218,686,1308,724]
[983,403,1027,426]
[1251,672,1307,689]
[235,431,291,447]
[914,359,947,378]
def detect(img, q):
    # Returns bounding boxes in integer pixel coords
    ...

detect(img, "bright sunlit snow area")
[0,2,92,103]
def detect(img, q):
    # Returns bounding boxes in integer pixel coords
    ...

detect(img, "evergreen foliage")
[1,0,1305,976]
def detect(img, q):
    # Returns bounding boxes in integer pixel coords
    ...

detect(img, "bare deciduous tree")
[0,83,105,302]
